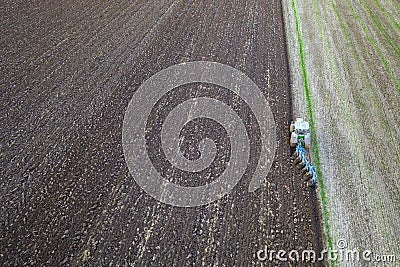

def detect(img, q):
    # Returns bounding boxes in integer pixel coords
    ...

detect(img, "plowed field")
[1,1,325,265]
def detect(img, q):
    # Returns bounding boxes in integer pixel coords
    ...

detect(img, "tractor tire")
[290,137,296,147]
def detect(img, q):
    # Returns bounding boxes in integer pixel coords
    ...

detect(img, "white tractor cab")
[290,118,311,148]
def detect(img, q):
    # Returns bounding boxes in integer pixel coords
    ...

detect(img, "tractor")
[290,118,317,187]
[290,118,311,148]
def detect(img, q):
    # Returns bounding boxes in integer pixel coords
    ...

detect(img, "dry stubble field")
[283,0,399,265]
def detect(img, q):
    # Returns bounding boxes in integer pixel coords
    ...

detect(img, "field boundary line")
[289,0,334,265]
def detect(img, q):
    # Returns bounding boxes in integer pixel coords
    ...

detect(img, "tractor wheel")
[290,136,296,147]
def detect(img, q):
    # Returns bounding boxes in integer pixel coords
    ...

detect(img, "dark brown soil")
[1,0,325,265]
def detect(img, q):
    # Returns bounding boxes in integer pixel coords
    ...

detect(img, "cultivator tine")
[308,166,317,187]
[301,162,311,173]
[308,177,317,187]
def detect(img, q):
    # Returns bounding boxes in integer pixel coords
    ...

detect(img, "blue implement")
[309,166,317,187]
[294,143,317,187]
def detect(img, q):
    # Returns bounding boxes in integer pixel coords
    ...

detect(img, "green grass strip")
[290,0,334,266]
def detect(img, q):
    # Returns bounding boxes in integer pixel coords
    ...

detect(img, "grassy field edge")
[287,0,334,265]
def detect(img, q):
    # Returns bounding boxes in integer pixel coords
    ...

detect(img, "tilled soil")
[1,0,325,265]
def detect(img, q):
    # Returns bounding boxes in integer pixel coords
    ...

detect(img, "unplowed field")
[283,0,399,265]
